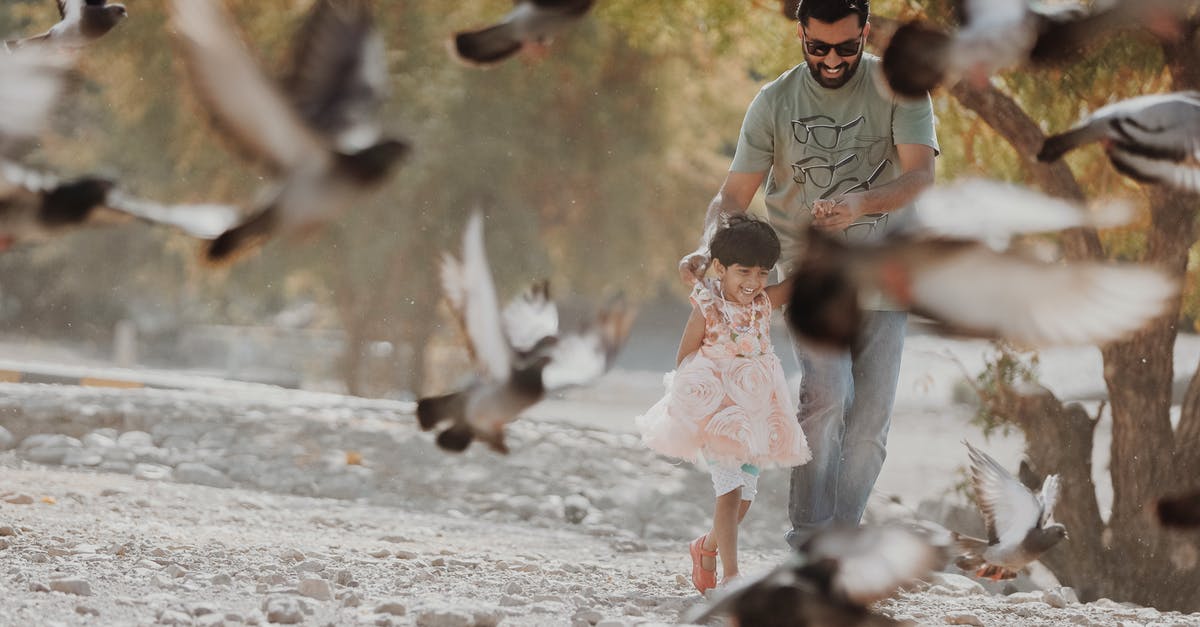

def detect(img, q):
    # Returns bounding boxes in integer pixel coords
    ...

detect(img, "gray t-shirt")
[730,53,939,264]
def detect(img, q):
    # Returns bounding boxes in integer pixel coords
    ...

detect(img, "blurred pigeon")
[169,0,409,264]
[685,525,941,626]
[417,212,636,454]
[1038,92,1200,192]
[1157,489,1200,528]
[953,441,1067,581]
[880,0,1185,100]
[5,0,127,50]
[0,46,77,157]
[785,181,1177,350]
[450,0,595,66]
[0,160,241,250]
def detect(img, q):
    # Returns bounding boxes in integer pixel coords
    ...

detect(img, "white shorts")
[709,463,759,501]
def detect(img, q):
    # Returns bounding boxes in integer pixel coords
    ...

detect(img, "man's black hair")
[796,0,869,28]
[709,214,782,270]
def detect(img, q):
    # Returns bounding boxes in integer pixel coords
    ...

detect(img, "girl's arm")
[765,275,795,310]
[676,304,706,366]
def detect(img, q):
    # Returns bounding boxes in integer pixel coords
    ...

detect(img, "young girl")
[637,214,810,594]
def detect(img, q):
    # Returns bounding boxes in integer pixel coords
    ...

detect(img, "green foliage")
[970,341,1040,438]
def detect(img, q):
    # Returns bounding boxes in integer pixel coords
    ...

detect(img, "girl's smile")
[716,262,770,306]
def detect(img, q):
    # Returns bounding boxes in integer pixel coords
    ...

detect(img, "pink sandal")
[689,534,717,593]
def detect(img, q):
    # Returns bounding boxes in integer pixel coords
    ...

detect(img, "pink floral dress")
[636,278,810,469]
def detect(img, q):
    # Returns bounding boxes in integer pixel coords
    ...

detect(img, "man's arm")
[678,170,766,284]
[811,143,935,232]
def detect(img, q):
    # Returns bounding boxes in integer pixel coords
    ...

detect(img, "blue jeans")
[785,310,907,549]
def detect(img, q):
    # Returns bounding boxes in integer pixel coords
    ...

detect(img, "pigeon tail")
[1037,125,1108,162]
[415,390,467,431]
[335,139,410,185]
[205,207,277,265]
[452,23,524,66]
[434,423,474,453]
[4,32,52,50]
[949,531,989,572]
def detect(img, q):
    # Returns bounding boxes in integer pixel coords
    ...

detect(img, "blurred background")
[0,0,1184,398]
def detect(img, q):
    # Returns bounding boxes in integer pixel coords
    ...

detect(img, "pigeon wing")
[502,281,558,354]
[805,525,941,605]
[965,441,1041,546]
[899,242,1177,347]
[283,0,390,152]
[56,0,74,20]
[682,558,801,625]
[540,297,635,390]
[169,0,327,176]
[1038,473,1061,527]
[0,47,76,155]
[101,190,242,239]
[443,212,511,382]
[910,178,1132,248]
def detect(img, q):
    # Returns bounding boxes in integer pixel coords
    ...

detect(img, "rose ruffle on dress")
[636,278,810,469]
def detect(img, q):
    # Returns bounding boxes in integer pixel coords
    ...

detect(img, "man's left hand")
[811,193,867,232]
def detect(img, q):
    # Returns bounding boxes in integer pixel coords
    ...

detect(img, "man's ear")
[711,260,727,277]
[862,20,871,41]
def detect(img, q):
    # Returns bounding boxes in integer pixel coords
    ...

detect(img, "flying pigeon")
[416,212,636,454]
[5,0,127,51]
[953,441,1067,581]
[785,181,1177,350]
[168,0,409,264]
[1156,489,1200,528]
[1038,92,1200,192]
[880,0,1185,100]
[0,160,241,250]
[684,525,941,627]
[450,0,596,66]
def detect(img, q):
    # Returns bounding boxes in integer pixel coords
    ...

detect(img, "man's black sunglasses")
[802,31,864,58]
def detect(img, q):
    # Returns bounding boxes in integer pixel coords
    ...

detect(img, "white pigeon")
[953,441,1067,581]
[685,525,942,626]
[5,0,127,51]
[417,212,636,454]
[785,201,1178,351]
[450,0,596,66]
[1038,92,1200,192]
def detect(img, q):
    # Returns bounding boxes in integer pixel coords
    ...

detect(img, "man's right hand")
[678,249,709,285]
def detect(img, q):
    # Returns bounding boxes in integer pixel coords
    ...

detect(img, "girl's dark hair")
[709,214,782,269]
[796,0,869,27]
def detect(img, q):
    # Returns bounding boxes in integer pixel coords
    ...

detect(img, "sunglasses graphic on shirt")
[791,153,858,188]
[791,115,864,150]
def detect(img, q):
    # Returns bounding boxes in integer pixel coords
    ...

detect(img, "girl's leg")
[737,498,751,523]
[705,487,742,580]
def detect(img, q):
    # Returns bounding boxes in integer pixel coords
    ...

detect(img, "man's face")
[799,14,869,89]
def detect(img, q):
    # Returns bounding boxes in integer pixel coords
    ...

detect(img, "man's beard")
[807,56,861,88]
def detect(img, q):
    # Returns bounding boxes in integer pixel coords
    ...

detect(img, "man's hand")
[811,193,867,232]
[678,249,709,285]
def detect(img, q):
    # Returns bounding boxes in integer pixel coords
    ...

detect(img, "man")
[678,0,938,549]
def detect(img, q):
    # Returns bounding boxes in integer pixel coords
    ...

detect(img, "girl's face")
[713,261,770,305]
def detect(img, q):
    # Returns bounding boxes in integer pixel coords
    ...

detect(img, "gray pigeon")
[786,179,1176,351]
[953,441,1067,581]
[450,0,595,66]
[684,525,941,627]
[168,0,409,264]
[1157,489,1200,528]
[880,0,1186,100]
[417,212,635,454]
[5,0,127,51]
[1038,92,1200,192]
[0,160,240,250]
